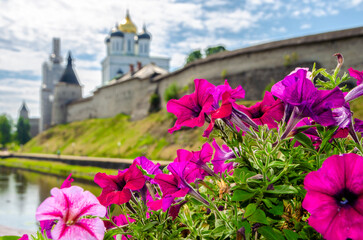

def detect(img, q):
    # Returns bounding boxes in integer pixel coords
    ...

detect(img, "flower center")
[334,188,358,207]
[66,220,75,226]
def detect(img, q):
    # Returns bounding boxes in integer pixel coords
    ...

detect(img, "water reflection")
[0,167,101,231]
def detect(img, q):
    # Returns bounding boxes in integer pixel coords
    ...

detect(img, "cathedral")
[39,11,170,132]
[101,10,170,85]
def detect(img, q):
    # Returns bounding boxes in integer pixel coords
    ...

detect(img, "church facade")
[101,11,170,85]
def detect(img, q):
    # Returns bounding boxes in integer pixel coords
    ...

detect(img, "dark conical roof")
[59,51,80,85]
[20,101,28,112]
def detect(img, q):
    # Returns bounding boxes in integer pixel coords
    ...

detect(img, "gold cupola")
[119,10,137,34]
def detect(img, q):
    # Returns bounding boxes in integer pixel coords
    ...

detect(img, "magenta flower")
[36,186,106,240]
[60,173,74,189]
[40,173,75,239]
[272,69,345,139]
[211,139,235,175]
[19,234,29,240]
[354,118,363,133]
[134,156,162,184]
[167,79,215,134]
[172,142,214,183]
[303,154,363,240]
[204,91,258,137]
[348,67,363,85]
[94,163,145,206]
[154,161,209,210]
[238,91,284,129]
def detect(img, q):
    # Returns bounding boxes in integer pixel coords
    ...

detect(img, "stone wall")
[66,27,363,123]
[157,27,363,107]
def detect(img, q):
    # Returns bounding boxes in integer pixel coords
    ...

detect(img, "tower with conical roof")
[40,38,65,131]
[51,52,82,125]
[19,101,29,120]
[101,10,170,85]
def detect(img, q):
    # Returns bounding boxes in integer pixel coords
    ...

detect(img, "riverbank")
[0,158,117,182]
[0,225,34,238]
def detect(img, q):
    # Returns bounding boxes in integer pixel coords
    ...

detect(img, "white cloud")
[0,0,362,119]
[300,23,311,29]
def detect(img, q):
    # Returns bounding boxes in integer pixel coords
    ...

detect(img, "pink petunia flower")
[94,163,145,206]
[19,234,29,240]
[167,79,215,134]
[348,67,363,85]
[211,139,235,175]
[303,154,363,240]
[40,173,75,239]
[172,142,214,183]
[35,186,106,240]
[237,91,284,129]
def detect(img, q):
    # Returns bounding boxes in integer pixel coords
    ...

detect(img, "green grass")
[0,158,117,181]
[22,110,214,160]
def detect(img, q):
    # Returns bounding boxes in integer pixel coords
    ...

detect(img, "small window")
[140,44,143,53]
[127,40,131,52]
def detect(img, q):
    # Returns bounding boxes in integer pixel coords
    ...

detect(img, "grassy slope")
[22,97,363,161]
[23,110,210,161]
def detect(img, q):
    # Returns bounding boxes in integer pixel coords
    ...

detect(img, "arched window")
[140,44,143,53]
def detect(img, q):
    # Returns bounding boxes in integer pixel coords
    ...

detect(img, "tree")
[16,117,31,145]
[185,50,202,65]
[205,45,226,57]
[0,114,12,147]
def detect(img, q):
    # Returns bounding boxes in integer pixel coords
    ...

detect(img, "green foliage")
[16,117,31,144]
[0,158,116,181]
[263,79,275,95]
[185,49,202,65]
[164,82,182,102]
[0,114,12,146]
[283,52,299,67]
[205,45,226,57]
[149,93,161,113]
[22,112,208,160]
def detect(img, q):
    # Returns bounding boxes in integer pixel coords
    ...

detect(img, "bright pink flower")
[303,154,363,240]
[354,118,363,133]
[40,173,75,239]
[60,173,74,189]
[172,142,214,183]
[19,234,28,240]
[204,91,258,137]
[211,139,235,175]
[134,156,162,184]
[348,67,363,85]
[167,79,215,134]
[238,91,284,129]
[94,163,145,206]
[36,186,106,240]
[113,214,136,240]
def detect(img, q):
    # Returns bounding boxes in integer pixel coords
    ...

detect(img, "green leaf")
[268,201,284,216]
[0,237,22,240]
[231,190,255,202]
[142,221,158,231]
[266,185,298,194]
[244,203,257,218]
[294,133,314,150]
[248,209,269,225]
[258,226,285,240]
[283,229,301,240]
[319,126,339,153]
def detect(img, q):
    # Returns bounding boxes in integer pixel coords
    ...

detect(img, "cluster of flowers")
[19,56,363,240]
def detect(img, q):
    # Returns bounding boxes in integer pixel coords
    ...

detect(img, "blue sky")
[0,0,362,119]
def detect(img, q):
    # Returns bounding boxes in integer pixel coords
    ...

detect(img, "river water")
[0,167,101,232]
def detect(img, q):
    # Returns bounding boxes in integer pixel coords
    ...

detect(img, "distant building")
[39,38,65,132]
[18,101,39,138]
[101,10,170,85]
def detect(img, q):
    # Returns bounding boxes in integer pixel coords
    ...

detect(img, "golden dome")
[119,10,137,34]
